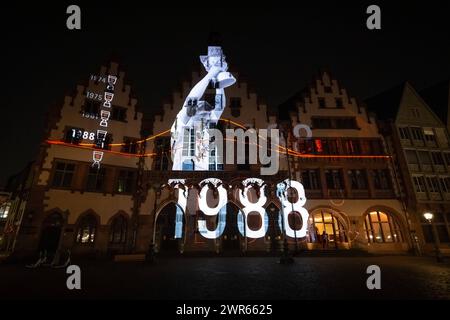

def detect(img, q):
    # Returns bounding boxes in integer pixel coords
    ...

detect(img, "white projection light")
[170,46,236,171]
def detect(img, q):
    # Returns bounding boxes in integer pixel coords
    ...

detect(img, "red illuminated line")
[47,118,391,160]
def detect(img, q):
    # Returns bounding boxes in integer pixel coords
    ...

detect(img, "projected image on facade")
[170,46,236,171]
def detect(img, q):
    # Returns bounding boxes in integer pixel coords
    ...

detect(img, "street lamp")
[423,212,444,263]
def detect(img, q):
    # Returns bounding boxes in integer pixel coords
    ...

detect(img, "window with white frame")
[426,176,440,193]
[412,176,427,193]
[182,127,195,157]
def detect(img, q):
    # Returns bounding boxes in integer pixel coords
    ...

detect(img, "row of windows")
[293,138,384,155]
[317,96,344,109]
[53,209,417,246]
[76,214,127,245]
[406,149,450,167]
[301,168,392,191]
[52,162,135,193]
[311,116,357,129]
[399,126,447,147]
[412,175,450,194]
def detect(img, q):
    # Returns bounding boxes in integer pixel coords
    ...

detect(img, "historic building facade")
[2,64,437,260]
[365,82,450,255]
[3,62,144,259]
[279,72,411,253]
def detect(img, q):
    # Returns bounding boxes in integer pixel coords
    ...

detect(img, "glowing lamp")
[423,212,433,223]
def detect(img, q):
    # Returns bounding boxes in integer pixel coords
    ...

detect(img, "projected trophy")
[170,46,236,171]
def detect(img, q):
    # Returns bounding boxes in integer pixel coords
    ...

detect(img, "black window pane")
[436,225,450,242]
[421,225,434,243]
[62,173,73,187]
[52,172,63,187]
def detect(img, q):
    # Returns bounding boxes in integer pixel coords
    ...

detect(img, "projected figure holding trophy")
[170,46,236,171]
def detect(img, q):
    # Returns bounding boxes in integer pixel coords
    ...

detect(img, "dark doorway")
[38,213,63,256]
[156,203,183,253]
[266,203,282,253]
[222,203,242,252]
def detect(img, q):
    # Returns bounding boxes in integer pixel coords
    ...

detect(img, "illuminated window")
[52,162,75,188]
[109,215,127,244]
[86,167,106,192]
[309,211,347,243]
[111,106,127,122]
[0,203,11,219]
[117,170,135,193]
[364,211,403,243]
[182,128,195,157]
[182,159,195,171]
[208,123,223,171]
[314,139,323,153]
[76,214,97,244]
[348,170,368,190]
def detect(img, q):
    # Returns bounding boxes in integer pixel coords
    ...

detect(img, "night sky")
[1,1,449,186]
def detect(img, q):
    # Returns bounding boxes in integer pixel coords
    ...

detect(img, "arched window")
[109,215,127,244]
[76,214,97,244]
[364,210,403,243]
[309,210,347,243]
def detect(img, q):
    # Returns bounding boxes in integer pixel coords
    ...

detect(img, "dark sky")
[1,1,449,186]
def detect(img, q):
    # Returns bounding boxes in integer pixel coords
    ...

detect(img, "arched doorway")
[266,203,282,252]
[221,203,242,252]
[155,203,184,253]
[38,212,64,256]
[108,214,128,255]
[309,209,348,249]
